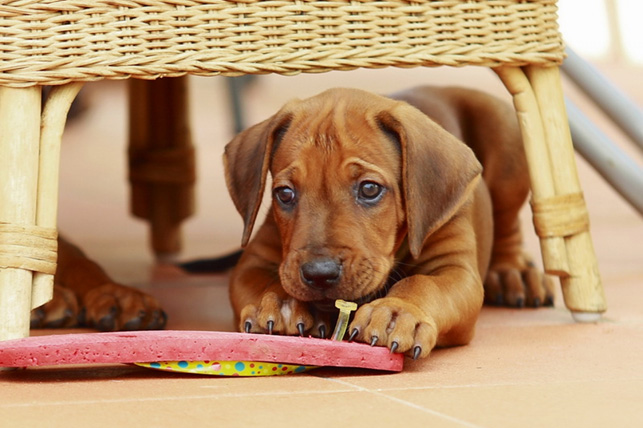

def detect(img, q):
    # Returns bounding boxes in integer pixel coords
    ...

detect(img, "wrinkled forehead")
[270,92,401,173]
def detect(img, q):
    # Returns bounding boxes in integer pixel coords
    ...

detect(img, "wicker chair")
[0,0,606,341]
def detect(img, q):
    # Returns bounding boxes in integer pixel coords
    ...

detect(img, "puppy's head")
[224,88,481,305]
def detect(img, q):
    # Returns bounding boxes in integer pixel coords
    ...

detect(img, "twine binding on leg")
[531,192,590,238]
[0,222,58,275]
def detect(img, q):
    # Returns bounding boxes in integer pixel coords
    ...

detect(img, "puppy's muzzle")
[300,257,342,290]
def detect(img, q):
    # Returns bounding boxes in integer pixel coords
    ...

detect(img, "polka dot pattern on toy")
[135,360,315,376]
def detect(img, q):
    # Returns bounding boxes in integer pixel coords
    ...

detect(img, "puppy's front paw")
[349,297,437,359]
[484,254,555,308]
[240,292,332,337]
[81,283,167,331]
[31,285,80,329]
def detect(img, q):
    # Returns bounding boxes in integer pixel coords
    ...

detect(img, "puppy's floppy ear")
[377,102,482,259]
[223,111,292,246]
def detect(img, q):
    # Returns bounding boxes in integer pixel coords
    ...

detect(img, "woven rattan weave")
[1,0,565,87]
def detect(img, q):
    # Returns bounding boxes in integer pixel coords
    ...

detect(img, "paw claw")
[77,307,87,325]
[348,328,359,342]
[30,308,45,329]
[96,314,117,331]
[244,320,252,333]
[148,310,168,330]
[390,341,399,353]
[370,336,378,346]
[318,324,327,339]
[413,346,422,360]
[122,318,142,331]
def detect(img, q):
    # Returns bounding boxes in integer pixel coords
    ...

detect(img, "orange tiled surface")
[1,64,642,428]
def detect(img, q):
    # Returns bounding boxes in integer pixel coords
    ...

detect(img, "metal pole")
[561,46,643,152]
[566,98,643,215]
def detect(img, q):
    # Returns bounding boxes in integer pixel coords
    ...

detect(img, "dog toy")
[0,301,403,376]
[136,299,362,376]
[331,299,358,341]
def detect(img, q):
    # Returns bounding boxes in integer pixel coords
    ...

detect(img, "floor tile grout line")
[10,374,616,415]
[0,388,365,409]
[323,377,486,428]
[353,375,643,392]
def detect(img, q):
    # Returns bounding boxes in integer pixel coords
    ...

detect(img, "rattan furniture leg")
[528,66,607,319]
[128,77,196,261]
[0,87,41,341]
[0,83,81,341]
[496,66,607,320]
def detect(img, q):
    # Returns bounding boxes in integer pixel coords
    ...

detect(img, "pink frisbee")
[0,330,404,375]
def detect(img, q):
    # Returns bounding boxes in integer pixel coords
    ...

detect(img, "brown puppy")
[224,86,554,359]
[31,237,166,331]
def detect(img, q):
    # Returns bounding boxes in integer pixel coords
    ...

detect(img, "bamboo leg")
[525,66,607,319]
[495,66,606,320]
[128,77,196,261]
[31,83,84,309]
[0,87,41,341]
[494,66,570,275]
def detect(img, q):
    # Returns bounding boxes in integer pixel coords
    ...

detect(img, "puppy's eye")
[274,186,296,206]
[357,181,384,202]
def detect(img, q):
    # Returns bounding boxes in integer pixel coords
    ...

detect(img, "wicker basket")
[0,0,565,87]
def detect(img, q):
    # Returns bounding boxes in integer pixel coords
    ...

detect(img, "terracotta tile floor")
[2,64,642,427]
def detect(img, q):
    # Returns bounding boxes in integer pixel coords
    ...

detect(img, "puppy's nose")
[300,258,341,289]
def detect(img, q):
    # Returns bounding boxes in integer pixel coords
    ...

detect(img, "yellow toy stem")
[331,299,358,341]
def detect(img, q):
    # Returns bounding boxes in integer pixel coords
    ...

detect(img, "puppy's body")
[225,86,553,358]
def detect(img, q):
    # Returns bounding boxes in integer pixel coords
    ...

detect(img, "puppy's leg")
[350,267,482,359]
[484,160,555,308]
[230,218,325,337]
[440,88,555,308]
[40,237,167,331]
[350,217,485,359]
